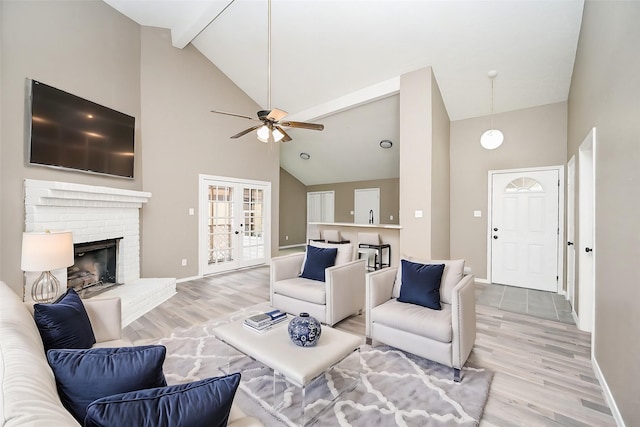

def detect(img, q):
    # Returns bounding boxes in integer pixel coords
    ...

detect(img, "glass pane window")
[505,177,544,193]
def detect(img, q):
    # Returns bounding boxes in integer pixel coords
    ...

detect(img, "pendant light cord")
[490,78,495,129]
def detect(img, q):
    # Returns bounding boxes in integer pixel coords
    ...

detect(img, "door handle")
[493,227,498,232]
[585,247,593,253]
[234,231,240,235]
[493,235,498,240]
[567,242,574,246]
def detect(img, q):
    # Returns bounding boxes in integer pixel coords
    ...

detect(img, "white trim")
[279,244,306,250]
[176,275,201,284]
[474,277,490,285]
[593,356,626,427]
[486,165,565,293]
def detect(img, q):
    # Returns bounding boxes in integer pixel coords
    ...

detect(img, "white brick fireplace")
[24,179,176,326]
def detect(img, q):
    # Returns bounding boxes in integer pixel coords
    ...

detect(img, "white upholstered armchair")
[270,243,366,326]
[365,259,476,381]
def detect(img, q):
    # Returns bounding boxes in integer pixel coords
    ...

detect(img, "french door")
[199,175,270,275]
[490,168,561,291]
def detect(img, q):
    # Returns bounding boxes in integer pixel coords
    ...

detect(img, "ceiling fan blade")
[281,121,324,131]
[267,108,288,122]
[211,110,259,121]
[275,126,292,142]
[231,125,263,139]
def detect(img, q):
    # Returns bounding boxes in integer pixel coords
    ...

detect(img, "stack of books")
[243,309,287,333]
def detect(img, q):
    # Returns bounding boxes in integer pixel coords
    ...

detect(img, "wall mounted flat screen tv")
[27,79,135,179]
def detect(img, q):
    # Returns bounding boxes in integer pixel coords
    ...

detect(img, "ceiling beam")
[285,76,400,122]
[171,0,235,49]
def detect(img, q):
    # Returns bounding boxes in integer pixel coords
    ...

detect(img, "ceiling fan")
[210,0,324,143]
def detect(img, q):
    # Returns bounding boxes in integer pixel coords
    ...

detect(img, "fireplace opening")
[68,238,123,297]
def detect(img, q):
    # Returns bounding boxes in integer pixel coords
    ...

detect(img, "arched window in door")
[505,177,544,193]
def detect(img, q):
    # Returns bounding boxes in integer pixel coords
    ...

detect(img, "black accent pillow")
[397,259,445,310]
[33,288,96,351]
[85,374,241,427]
[47,345,168,423]
[300,245,338,282]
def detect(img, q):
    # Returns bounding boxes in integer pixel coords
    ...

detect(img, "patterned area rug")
[152,303,493,426]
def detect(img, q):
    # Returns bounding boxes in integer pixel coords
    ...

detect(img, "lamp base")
[31,271,61,303]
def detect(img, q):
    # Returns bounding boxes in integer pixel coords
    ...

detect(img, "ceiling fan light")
[480,129,504,150]
[257,125,270,143]
[272,128,284,142]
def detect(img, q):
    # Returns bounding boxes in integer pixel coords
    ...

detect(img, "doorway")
[488,167,564,292]
[199,175,271,275]
[354,188,380,224]
[307,191,334,223]
[567,156,576,310]
[578,128,596,332]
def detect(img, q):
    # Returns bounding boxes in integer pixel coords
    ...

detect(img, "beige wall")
[139,27,279,279]
[567,1,640,424]
[399,67,450,260]
[430,71,451,259]
[279,168,307,246]
[0,2,281,292]
[450,102,567,279]
[0,0,142,295]
[306,178,399,225]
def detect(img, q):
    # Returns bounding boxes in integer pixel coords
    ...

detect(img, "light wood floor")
[123,266,615,426]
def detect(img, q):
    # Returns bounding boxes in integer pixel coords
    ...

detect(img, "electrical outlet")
[285,235,289,241]
[390,215,393,221]
[188,208,194,216]
[181,259,187,267]
[415,210,423,218]
[474,210,482,217]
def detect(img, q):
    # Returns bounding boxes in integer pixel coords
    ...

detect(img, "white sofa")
[0,280,262,426]
[365,260,476,381]
[271,243,366,326]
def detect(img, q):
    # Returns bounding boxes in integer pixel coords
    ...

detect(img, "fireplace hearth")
[68,238,123,297]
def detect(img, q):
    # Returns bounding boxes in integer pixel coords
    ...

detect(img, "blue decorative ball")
[288,313,322,347]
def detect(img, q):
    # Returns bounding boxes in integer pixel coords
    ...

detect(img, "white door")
[578,128,596,332]
[354,188,380,224]
[307,191,334,223]
[491,169,559,291]
[567,156,576,309]
[200,176,270,275]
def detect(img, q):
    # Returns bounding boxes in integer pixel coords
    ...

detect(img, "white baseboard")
[279,243,306,249]
[177,275,202,284]
[474,277,490,284]
[592,356,626,426]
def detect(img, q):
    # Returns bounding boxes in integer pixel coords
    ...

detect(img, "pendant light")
[480,70,504,150]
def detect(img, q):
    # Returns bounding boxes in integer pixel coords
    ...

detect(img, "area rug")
[151,303,493,426]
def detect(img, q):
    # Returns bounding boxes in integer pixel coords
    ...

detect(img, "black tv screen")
[28,79,135,179]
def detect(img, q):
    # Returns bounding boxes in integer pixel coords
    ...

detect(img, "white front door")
[491,169,559,291]
[354,188,380,224]
[200,176,270,275]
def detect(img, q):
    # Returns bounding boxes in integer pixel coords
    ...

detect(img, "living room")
[1,1,638,426]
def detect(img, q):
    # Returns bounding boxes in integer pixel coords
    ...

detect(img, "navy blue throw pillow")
[301,245,338,282]
[34,288,96,351]
[85,374,242,427]
[47,345,167,423]
[397,260,445,310]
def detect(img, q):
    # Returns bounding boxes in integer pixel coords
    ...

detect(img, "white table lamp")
[21,231,74,303]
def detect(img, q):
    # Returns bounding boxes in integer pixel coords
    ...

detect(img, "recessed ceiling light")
[300,152,311,160]
[380,140,393,149]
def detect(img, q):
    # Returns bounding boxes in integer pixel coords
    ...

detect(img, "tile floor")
[475,281,575,324]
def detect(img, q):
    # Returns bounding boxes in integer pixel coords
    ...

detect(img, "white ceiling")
[104,0,584,185]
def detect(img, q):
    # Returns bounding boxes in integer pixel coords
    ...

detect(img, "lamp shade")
[480,129,504,150]
[21,231,74,272]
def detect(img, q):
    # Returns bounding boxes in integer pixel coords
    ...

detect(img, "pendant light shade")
[480,70,503,150]
[480,129,504,150]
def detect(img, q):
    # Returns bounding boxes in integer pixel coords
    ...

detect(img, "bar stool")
[322,230,350,244]
[357,232,391,271]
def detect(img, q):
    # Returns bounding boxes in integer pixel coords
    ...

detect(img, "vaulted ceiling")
[104,0,584,185]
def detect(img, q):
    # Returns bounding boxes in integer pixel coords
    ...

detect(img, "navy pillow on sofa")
[397,259,445,310]
[47,345,167,423]
[85,374,242,427]
[300,245,338,282]
[34,288,96,351]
